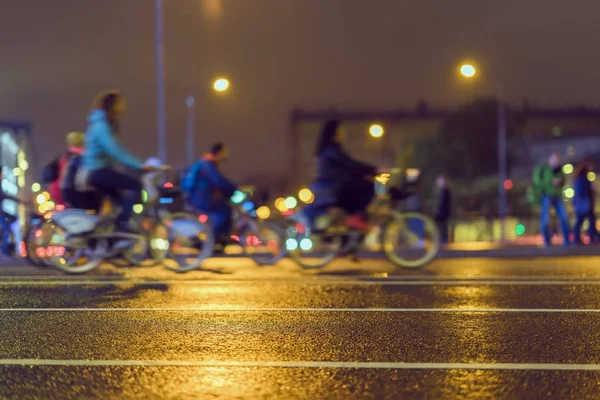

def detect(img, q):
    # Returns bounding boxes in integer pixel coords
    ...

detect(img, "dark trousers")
[338,179,375,216]
[574,211,598,243]
[206,201,233,241]
[436,219,449,244]
[0,212,11,255]
[88,169,141,226]
[63,189,102,211]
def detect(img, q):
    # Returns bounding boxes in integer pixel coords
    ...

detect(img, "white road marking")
[1,307,600,313]
[0,359,600,370]
[2,279,600,286]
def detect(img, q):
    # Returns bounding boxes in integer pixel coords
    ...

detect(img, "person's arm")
[202,162,238,198]
[95,122,143,170]
[332,150,377,178]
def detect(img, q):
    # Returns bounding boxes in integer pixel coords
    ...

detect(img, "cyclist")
[82,91,151,232]
[183,142,238,249]
[306,119,383,232]
[45,132,85,207]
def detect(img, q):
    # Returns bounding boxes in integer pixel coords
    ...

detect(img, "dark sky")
[1,0,599,180]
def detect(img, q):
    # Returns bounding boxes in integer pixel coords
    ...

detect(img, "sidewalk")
[439,242,600,259]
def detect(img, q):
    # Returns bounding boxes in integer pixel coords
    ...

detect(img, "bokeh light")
[515,224,526,236]
[213,78,230,92]
[460,64,476,78]
[588,172,596,182]
[231,190,246,204]
[256,206,271,219]
[564,188,574,199]
[298,188,314,204]
[562,164,574,174]
[31,182,41,193]
[369,124,384,138]
[284,196,298,209]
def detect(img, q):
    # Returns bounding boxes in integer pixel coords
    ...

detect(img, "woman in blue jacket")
[82,91,151,231]
[572,162,598,244]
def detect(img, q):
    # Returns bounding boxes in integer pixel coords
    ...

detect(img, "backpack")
[41,157,60,183]
[59,154,82,191]
[181,162,202,197]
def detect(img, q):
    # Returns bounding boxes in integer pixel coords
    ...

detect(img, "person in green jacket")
[532,153,571,247]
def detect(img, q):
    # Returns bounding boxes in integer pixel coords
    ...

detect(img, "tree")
[412,97,520,182]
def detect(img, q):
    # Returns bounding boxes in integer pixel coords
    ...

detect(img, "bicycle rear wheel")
[382,212,440,268]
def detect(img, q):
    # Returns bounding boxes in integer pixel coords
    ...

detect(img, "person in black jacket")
[307,119,382,231]
[435,175,452,244]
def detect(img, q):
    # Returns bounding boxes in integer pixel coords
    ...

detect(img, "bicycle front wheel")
[382,212,440,269]
[242,220,287,266]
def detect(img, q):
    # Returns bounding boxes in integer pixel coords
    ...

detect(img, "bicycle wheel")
[242,220,286,266]
[25,221,58,267]
[48,225,107,274]
[24,224,44,267]
[151,212,214,273]
[285,213,342,269]
[382,212,440,268]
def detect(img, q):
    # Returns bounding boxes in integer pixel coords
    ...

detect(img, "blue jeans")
[540,195,570,246]
[0,214,11,255]
[573,211,598,243]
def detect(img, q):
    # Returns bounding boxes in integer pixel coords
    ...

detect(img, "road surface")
[1,256,600,399]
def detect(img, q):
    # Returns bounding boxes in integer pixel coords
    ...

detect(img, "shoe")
[344,215,370,232]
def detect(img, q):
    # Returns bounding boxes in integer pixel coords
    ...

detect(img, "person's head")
[575,161,591,177]
[210,142,228,162]
[92,90,126,130]
[66,132,85,149]
[548,153,561,168]
[436,174,448,189]
[315,119,343,156]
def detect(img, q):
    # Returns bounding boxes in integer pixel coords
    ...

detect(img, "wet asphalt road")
[2,256,600,399]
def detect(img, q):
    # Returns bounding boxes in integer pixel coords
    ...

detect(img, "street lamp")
[459,61,508,242]
[213,78,230,93]
[369,124,384,138]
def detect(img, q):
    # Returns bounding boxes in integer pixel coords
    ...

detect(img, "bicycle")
[284,169,441,269]
[227,192,286,266]
[43,166,214,274]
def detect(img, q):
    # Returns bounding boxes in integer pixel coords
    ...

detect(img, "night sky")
[1,0,599,181]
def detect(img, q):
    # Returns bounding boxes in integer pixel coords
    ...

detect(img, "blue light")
[242,201,255,211]
[159,198,174,204]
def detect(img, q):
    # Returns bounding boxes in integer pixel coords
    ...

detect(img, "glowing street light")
[369,124,384,138]
[460,63,476,78]
[213,78,230,93]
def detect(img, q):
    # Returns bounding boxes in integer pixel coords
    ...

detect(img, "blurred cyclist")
[183,142,238,248]
[305,119,382,231]
[46,132,85,207]
[82,91,151,232]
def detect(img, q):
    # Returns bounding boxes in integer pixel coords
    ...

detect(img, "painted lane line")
[2,307,600,313]
[1,359,600,370]
[4,279,600,286]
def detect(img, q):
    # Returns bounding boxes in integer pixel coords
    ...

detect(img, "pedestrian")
[572,161,598,244]
[532,153,571,247]
[0,169,28,259]
[435,175,451,245]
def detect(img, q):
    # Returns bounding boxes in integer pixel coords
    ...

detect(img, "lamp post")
[460,63,508,242]
[155,0,167,163]
[185,96,196,166]
[184,78,230,167]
